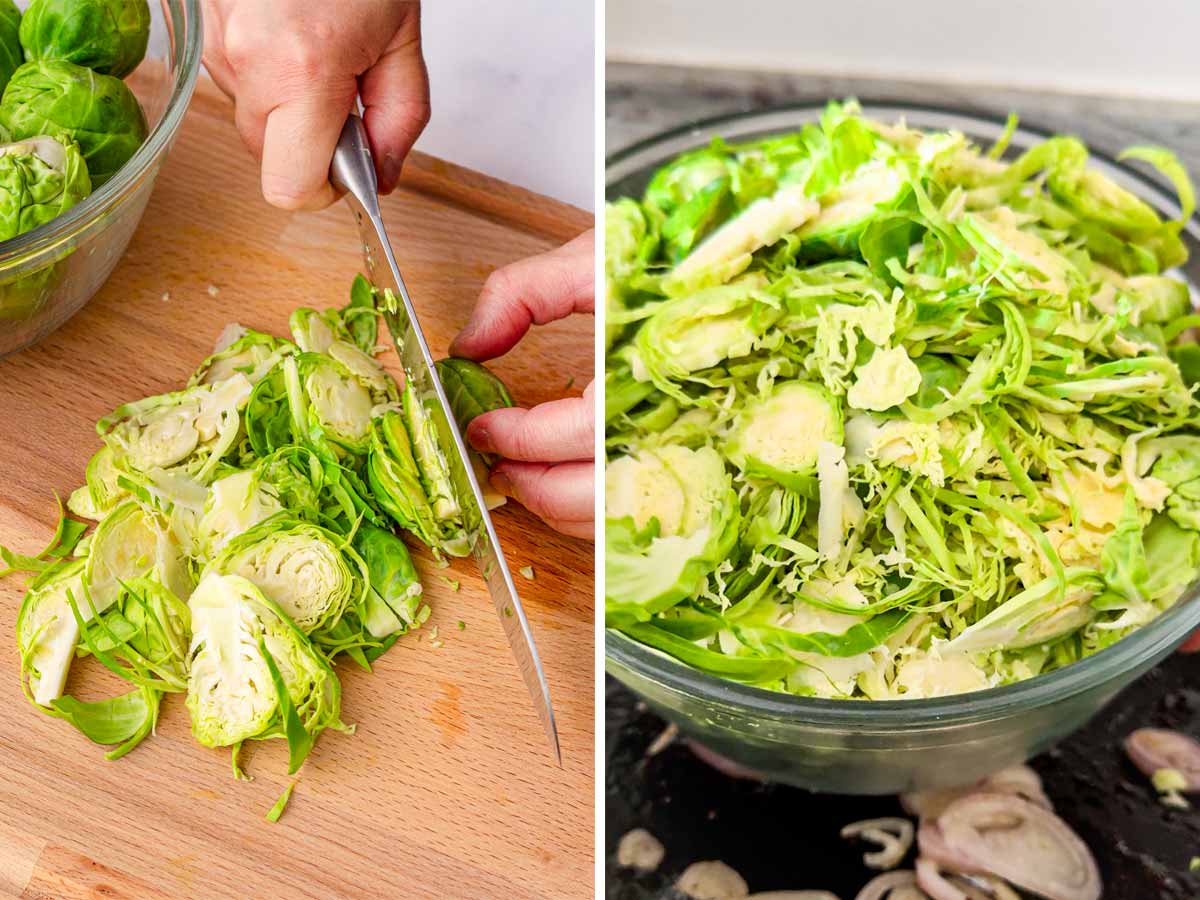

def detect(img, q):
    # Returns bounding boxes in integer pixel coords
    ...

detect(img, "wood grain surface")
[0,78,595,900]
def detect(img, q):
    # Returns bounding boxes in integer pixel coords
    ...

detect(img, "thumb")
[360,4,430,194]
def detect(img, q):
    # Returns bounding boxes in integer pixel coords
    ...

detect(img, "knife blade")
[329,113,560,763]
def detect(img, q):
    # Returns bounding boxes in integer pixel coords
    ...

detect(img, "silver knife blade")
[330,113,560,763]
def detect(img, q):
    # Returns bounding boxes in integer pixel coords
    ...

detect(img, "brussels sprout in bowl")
[0,0,200,356]
[605,104,1200,794]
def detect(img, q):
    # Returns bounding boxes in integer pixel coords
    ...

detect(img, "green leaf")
[258,636,314,776]
[49,687,156,759]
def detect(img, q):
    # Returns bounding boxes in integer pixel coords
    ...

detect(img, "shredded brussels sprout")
[2,274,518,818]
[606,100,1200,699]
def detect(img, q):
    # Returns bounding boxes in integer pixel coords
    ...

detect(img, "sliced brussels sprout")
[0,134,90,240]
[605,446,740,624]
[352,522,423,638]
[797,162,908,256]
[17,558,88,706]
[66,444,128,520]
[301,353,377,453]
[98,373,253,480]
[671,184,818,286]
[19,0,150,78]
[194,468,284,557]
[208,516,365,636]
[634,276,779,398]
[643,147,729,218]
[0,60,147,184]
[367,409,441,549]
[1123,275,1192,325]
[847,345,922,412]
[185,572,342,753]
[725,380,842,488]
[960,207,1077,295]
[188,326,294,388]
[340,274,379,354]
[289,307,350,354]
[86,500,191,608]
[402,381,460,523]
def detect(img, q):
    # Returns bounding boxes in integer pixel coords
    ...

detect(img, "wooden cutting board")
[0,79,594,900]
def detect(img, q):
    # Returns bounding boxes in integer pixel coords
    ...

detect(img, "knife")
[329,112,560,763]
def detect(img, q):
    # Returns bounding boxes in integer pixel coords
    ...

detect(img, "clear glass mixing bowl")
[0,0,202,357]
[605,103,1200,795]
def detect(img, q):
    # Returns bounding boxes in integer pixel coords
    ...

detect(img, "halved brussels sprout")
[0,59,147,184]
[208,516,365,636]
[725,380,842,488]
[186,572,342,753]
[436,356,514,493]
[98,374,253,480]
[436,357,514,431]
[0,134,90,240]
[19,0,150,78]
[605,446,740,624]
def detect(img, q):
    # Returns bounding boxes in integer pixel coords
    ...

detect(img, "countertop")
[605,62,1200,900]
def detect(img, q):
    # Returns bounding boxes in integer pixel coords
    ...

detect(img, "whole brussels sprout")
[19,0,150,78]
[0,133,90,239]
[0,1,20,96]
[0,60,147,184]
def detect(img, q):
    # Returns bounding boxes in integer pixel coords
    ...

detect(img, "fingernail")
[449,321,478,357]
[490,469,512,497]
[469,422,495,455]
[380,153,402,190]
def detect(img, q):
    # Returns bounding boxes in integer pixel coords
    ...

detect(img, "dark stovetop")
[606,653,1200,900]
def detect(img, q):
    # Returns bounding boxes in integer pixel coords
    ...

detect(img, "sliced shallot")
[687,740,767,781]
[936,792,1101,900]
[841,817,914,870]
[676,860,750,900]
[901,765,1051,820]
[855,870,926,900]
[916,821,982,875]
[915,861,1020,900]
[616,827,665,872]
[746,892,842,899]
[1123,727,1200,790]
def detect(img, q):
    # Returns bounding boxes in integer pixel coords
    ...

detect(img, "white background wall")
[420,1,595,210]
[607,0,1200,103]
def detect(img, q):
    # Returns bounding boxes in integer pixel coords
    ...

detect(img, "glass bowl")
[605,103,1200,795]
[0,0,202,357]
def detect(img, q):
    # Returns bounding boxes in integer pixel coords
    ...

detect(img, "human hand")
[449,232,595,540]
[201,0,429,210]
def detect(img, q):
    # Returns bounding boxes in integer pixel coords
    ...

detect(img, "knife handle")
[330,112,381,216]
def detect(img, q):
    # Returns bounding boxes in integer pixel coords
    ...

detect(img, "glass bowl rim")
[0,0,203,263]
[605,100,1200,730]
